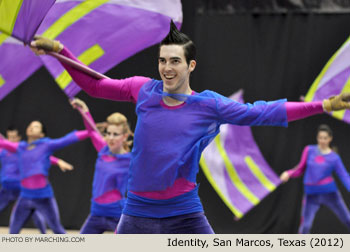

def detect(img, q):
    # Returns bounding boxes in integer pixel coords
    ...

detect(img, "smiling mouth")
[164,74,176,80]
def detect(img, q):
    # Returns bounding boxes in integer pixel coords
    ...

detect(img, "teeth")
[164,74,175,79]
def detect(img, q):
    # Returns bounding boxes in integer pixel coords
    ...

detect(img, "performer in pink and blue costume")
[71,98,131,234]
[281,124,350,233]
[1,126,74,233]
[0,120,89,233]
[31,21,350,233]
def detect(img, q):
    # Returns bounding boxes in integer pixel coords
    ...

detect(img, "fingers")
[33,35,42,40]
[29,45,46,55]
[341,92,350,101]
[60,164,74,172]
[70,98,82,109]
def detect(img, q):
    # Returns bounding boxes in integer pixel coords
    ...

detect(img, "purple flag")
[305,36,350,123]
[0,0,56,43]
[200,90,281,219]
[0,0,182,99]
[37,0,183,98]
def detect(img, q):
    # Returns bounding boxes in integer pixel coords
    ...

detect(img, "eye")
[172,59,180,64]
[159,58,166,64]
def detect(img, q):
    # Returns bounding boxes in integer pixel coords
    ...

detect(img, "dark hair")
[159,20,196,65]
[317,124,333,137]
[7,125,18,132]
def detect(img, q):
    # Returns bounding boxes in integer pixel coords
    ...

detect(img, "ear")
[122,133,129,142]
[189,60,196,72]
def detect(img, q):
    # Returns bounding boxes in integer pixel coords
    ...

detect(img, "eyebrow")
[158,57,182,60]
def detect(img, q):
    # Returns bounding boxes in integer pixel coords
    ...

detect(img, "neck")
[163,85,192,106]
[110,146,126,155]
[27,136,41,144]
[318,145,331,153]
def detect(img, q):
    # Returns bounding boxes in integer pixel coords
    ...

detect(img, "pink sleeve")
[287,146,309,178]
[60,47,151,103]
[83,112,106,152]
[50,156,59,166]
[75,130,90,141]
[0,139,19,153]
[285,101,323,122]
[83,111,96,133]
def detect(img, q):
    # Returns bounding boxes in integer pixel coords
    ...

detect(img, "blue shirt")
[91,146,130,217]
[123,79,288,217]
[304,145,350,194]
[18,131,82,198]
[0,149,21,190]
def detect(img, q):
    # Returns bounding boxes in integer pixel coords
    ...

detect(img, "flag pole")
[47,52,110,80]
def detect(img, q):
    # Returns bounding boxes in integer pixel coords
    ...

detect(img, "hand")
[323,93,350,112]
[280,171,290,183]
[96,122,108,135]
[70,98,89,113]
[30,35,63,55]
[57,159,74,172]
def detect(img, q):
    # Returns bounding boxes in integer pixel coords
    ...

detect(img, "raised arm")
[30,37,150,103]
[47,130,89,153]
[280,146,309,182]
[0,138,19,153]
[71,98,106,152]
[334,156,350,192]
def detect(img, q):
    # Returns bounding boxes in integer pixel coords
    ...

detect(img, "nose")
[164,62,172,71]
[106,134,115,141]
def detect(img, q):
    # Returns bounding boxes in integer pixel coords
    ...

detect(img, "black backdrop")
[0,1,350,233]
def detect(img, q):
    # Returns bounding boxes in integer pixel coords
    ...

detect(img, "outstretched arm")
[286,93,350,121]
[30,37,151,103]
[47,130,89,153]
[50,156,74,172]
[217,92,350,127]
[0,139,19,153]
[285,102,323,122]
[280,146,309,182]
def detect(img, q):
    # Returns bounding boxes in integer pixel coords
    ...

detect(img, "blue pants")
[0,188,46,233]
[80,214,120,234]
[117,212,214,234]
[9,196,65,234]
[299,191,350,233]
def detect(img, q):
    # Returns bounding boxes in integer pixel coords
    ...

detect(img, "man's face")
[26,121,44,139]
[158,44,196,93]
[6,130,21,142]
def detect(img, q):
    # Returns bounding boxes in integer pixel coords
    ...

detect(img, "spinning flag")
[0,0,56,99]
[0,0,56,43]
[0,0,182,99]
[304,36,350,123]
[200,90,281,219]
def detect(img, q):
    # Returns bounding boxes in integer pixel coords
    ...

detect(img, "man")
[30,21,350,233]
